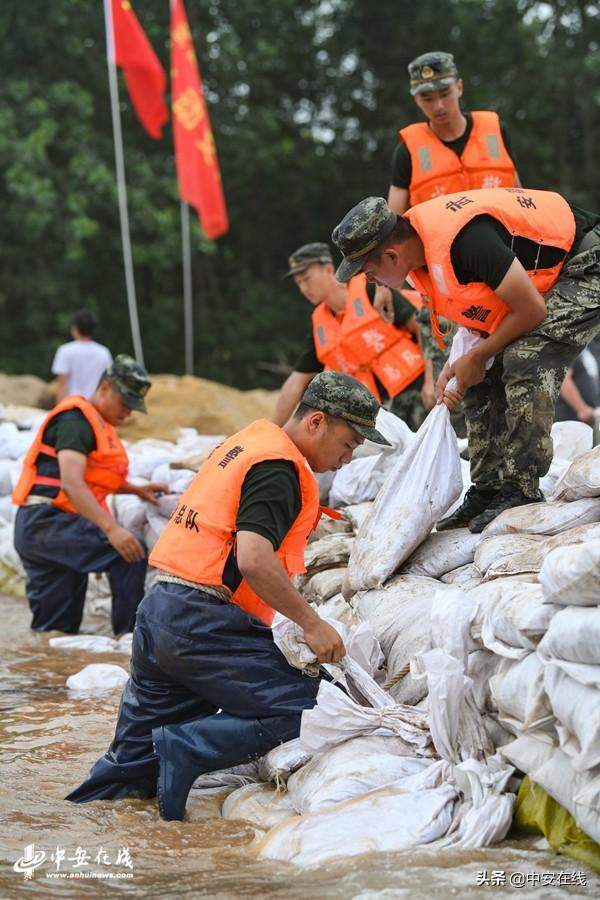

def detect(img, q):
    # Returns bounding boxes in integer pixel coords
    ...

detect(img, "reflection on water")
[0,593,598,898]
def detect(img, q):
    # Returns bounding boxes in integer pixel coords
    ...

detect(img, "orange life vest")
[149,419,321,626]
[399,111,518,207]
[12,395,129,515]
[405,188,576,347]
[312,275,425,401]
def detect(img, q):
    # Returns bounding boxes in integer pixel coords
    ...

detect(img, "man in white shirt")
[52,309,113,400]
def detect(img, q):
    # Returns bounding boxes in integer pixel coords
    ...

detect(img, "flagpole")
[180,201,194,375]
[103,0,145,367]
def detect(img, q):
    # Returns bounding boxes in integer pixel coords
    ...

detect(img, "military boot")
[436,486,499,532]
[468,483,539,534]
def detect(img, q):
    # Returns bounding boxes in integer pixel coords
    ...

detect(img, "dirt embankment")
[0,374,55,410]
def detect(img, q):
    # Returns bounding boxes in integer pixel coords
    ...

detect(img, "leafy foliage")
[1,0,598,385]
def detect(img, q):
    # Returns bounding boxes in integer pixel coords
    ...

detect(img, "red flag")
[109,0,168,139]
[170,0,229,239]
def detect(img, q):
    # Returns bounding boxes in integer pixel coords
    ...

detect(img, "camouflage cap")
[105,354,151,413]
[301,371,391,446]
[331,197,397,283]
[285,242,333,278]
[408,51,458,96]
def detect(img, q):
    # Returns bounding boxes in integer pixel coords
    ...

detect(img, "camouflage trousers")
[464,234,600,498]
[388,380,427,432]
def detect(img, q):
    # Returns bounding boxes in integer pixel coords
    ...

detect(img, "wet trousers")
[14,504,147,635]
[464,235,600,498]
[66,582,323,802]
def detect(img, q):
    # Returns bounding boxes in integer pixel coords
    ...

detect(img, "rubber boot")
[436,486,498,532]
[153,712,301,821]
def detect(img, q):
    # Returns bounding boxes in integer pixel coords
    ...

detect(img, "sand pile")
[0,374,55,410]
[118,374,278,442]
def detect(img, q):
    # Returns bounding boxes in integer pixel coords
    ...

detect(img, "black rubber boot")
[436,486,499,532]
[153,712,301,821]
[468,483,539,534]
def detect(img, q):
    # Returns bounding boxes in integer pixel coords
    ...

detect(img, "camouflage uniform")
[106,354,152,412]
[464,234,600,498]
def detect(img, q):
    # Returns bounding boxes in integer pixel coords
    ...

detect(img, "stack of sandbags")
[539,420,592,498]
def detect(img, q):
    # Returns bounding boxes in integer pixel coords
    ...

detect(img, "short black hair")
[369,219,416,262]
[294,401,332,421]
[72,308,98,337]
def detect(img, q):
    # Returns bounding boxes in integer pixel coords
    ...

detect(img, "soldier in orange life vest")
[66,372,390,818]
[273,242,427,431]
[332,191,600,531]
[12,355,165,635]
[381,52,521,414]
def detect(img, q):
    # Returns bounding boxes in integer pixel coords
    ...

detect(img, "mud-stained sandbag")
[317,593,360,629]
[550,445,600,502]
[543,665,600,773]
[490,652,552,734]
[539,539,600,608]
[286,735,430,814]
[65,663,129,693]
[308,514,352,543]
[469,580,558,659]
[258,739,311,785]
[256,783,458,866]
[49,635,119,653]
[474,534,545,578]
[481,498,600,538]
[221,783,296,830]
[303,533,354,573]
[400,529,480,579]
[343,502,373,534]
[483,522,600,581]
[550,420,593,462]
[302,568,347,604]
[343,404,462,596]
[440,563,484,591]
[537,606,600,666]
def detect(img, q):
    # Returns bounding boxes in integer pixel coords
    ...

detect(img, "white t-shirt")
[51,340,113,399]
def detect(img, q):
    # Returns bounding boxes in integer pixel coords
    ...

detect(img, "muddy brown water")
[1,592,598,898]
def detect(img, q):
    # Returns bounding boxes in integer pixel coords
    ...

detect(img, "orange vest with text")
[312,275,425,402]
[405,188,576,346]
[12,396,129,515]
[399,111,518,207]
[149,419,321,626]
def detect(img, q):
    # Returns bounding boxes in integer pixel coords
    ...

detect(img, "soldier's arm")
[58,450,145,562]
[272,371,316,425]
[560,369,596,424]
[387,186,409,215]
[236,530,345,663]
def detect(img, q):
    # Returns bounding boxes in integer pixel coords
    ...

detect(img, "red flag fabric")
[170,0,229,239]
[110,0,168,139]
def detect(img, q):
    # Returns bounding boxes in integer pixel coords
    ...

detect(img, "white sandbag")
[350,408,416,460]
[286,736,431,814]
[489,652,552,733]
[308,514,351,543]
[469,580,559,659]
[0,495,16,523]
[543,665,600,772]
[192,762,259,791]
[221,783,296,830]
[467,650,503,713]
[540,455,570,501]
[258,739,311,785]
[483,522,600,581]
[128,450,177,481]
[0,460,13,496]
[300,679,431,755]
[49,635,118,653]
[303,533,354,573]
[170,470,196,495]
[539,539,600,607]
[328,453,385,508]
[302,568,347,604]
[313,469,334,504]
[143,513,168,552]
[342,502,373,534]
[256,783,457,865]
[551,419,593,462]
[65,663,129,693]
[482,497,600,538]
[474,533,545,578]
[502,734,600,844]
[271,614,383,679]
[550,445,600,502]
[150,493,180,519]
[400,529,479,579]
[111,493,147,533]
[343,403,462,596]
[317,593,360,629]
[440,563,483,590]
[117,632,133,654]
[0,522,25,577]
[537,606,600,666]
[0,421,35,459]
